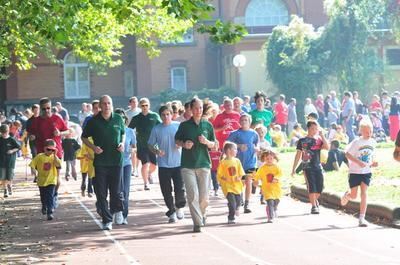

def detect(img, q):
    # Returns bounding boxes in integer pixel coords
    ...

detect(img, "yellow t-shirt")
[77,142,95,178]
[271,131,286,147]
[30,153,61,187]
[254,163,282,200]
[217,158,245,197]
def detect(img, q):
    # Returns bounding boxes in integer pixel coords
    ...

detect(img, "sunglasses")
[41,107,51,111]
[141,104,149,107]
[45,148,55,152]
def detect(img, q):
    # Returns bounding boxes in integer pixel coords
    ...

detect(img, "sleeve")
[29,156,38,169]
[54,156,62,169]
[81,118,93,138]
[212,114,222,129]
[148,126,157,146]
[208,123,216,142]
[227,130,236,143]
[345,139,357,155]
[128,115,137,130]
[275,165,283,178]
[253,166,262,181]
[296,138,302,151]
[237,159,245,178]
[12,138,21,150]
[216,162,224,184]
[253,131,259,146]
[175,123,184,141]
[130,129,136,146]
[56,115,68,132]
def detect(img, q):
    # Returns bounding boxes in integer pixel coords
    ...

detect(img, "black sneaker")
[193,225,201,233]
[47,214,54,220]
[144,185,150,191]
[244,208,252,214]
[7,184,12,195]
[3,189,8,198]
[311,206,320,214]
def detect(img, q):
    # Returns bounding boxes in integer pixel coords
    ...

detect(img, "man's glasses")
[45,148,55,152]
[141,104,149,107]
[41,107,51,111]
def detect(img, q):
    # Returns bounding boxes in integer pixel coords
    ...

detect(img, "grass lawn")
[278,142,400,207]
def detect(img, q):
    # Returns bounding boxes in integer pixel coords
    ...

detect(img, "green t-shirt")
[0,137,20,168]
[128,111,161,150]
[82,112,125,167]
[175,118,215,169]
[250,109,274,142]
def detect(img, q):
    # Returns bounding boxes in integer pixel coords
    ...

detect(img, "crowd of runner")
[1,89,400,231]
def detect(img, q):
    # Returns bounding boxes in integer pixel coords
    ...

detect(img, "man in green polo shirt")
[175,97,216,233]
[128,97,161,190]
[82,95,125,231]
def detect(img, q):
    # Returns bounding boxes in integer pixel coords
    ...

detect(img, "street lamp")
[232,54,246,97]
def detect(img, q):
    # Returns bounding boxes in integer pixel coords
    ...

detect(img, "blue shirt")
[227,129,259,171]
[123,127,136,167]
[148,121,181,168]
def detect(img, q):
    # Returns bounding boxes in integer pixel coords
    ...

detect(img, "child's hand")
[6,150,14,154]
[371,161,378,167]
[272,178,279,183]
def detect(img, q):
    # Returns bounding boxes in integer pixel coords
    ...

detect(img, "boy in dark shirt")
[0,124,21,197]
[62,129,81,181]
[291,120,329,214]
[323,140,348,171]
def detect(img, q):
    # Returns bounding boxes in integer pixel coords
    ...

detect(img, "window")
[161,29,194,45]
[124,70,134,97]
[386,49,400,66]
[171,67,187,91]
[64,52,90,99]
[245,0,289,27]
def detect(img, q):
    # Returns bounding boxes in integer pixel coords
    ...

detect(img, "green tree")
[266,0,386,106]
[0,0,246,73]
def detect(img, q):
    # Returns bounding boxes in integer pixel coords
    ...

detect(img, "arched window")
[64,52,90,99]
[245,0,289,27]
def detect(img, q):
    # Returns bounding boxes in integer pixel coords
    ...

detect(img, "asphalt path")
[1,159,400,265]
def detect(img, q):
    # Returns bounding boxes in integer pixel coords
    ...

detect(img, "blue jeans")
[345,116,355,142]
[210,170,219,191]
[94,166,123,224]
[39,185,55,214]
[120,164,132,218]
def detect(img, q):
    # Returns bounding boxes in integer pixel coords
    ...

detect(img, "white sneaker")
[359,218,368,227]
[122,217,128,225]
[168,212,177,223]
[102,222,113,230]
[176,208,184,220]
[114,211,123,225]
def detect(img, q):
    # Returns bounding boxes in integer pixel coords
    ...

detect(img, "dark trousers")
[94,166,123,224]
[81,173,94,194]
[227,192,241,221]
[158,167,186,217]
[39,185,56,214]
[210,171,219,191]
[266,199,280,219]
[121,164,132,218]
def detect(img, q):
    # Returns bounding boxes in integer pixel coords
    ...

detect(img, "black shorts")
[243,168,256,180]
[349,173,371,188]
[137,148,157,165]
[304,168,324,194]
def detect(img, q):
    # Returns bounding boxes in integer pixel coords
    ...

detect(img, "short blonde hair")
[358,119,373,132]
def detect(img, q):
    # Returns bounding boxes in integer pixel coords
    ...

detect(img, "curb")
[290,185,400,228]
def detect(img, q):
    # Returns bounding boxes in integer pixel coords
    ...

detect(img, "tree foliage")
[266,0,387,105]
[0,0,246,73]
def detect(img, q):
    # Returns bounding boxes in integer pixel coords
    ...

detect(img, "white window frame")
[170,67,187,92]
[63,52,90,99]
[245,0,289,28]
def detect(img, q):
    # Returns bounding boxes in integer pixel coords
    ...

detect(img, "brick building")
[1,0,399,116]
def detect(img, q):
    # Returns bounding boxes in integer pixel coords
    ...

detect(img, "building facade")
[1,0,399,115]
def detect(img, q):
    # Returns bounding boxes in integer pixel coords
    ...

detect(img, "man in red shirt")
[212,98,241,149]
[274,94,289,133]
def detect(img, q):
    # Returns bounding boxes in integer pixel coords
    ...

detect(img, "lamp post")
[232,54,246,97]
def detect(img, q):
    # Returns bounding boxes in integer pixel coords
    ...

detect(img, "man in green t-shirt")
[175,97,216,233]
[82,95,125,231]
[129,98,161,190]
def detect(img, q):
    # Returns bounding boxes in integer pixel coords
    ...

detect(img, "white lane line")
[281,217,398,263]
[70,191,141,265]
[145,195,276,265]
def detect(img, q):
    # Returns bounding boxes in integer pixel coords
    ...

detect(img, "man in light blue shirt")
[148,105,186,223]
[341,91,356,142]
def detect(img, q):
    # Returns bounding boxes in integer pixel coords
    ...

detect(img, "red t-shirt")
[212,111,240,149]
[209,150,222,172]
[274,101,288,125]
[370,101,382,112]
[27,114,68,158]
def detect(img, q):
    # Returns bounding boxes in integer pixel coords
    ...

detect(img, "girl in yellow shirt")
[217,142,245,224]
[76,138,95,197]
[254,150,282,223]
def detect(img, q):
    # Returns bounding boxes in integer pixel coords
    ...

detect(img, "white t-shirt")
[345,137,376,174]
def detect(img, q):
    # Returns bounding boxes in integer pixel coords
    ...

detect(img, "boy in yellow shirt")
[77,138,95,197]
[254,150,282,223]
[30,139,61,220]
[217,142,245,224]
